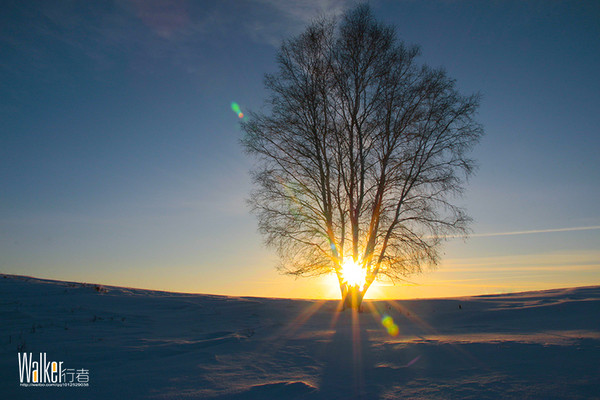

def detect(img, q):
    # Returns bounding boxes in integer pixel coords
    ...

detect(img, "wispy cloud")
[255,0,352,24]
[244,0,354,47]
[440,250,600,272]
[468,225,600,238]
[1,0,355,83]
[376,249,600,298]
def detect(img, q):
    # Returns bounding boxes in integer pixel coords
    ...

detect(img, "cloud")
[440,250,600,272]
[1,1,219,74]
[244,0,354,47]
[1,0,357,84]
[468,225,600,238]
[255,0,352,24]
[127,0,191,39]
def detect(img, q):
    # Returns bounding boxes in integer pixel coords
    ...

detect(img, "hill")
[1,274,599,399]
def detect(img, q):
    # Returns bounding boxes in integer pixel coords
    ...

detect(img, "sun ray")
[255,299,328,356]
[384,299,488,369]
[365,301,401,337]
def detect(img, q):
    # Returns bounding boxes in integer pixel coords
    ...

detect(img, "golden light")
[341,257,367,290]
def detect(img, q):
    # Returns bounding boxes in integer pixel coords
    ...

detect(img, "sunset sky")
[1,0,599,299]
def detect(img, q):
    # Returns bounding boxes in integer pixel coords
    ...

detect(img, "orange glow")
[34,249,599,300]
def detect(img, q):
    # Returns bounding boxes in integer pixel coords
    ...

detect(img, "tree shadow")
[314,309,380,400]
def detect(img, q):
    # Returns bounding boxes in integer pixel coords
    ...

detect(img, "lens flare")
[382,315,394,328]
[381,314,399,337]
[341,257,366,290]
[231,102,244,119]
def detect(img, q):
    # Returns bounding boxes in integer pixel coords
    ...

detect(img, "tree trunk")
[341,284,364,311]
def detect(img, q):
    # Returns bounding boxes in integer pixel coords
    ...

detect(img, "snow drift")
[1,274,598,399]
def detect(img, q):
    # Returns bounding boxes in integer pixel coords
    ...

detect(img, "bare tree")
[242,5,483,310]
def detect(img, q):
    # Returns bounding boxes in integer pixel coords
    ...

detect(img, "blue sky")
[1,0,599,298]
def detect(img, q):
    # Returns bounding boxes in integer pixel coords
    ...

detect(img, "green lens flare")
[381,314,399,337]
[231,102,241,114]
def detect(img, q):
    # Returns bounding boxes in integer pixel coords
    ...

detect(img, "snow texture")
[1,274,599,399]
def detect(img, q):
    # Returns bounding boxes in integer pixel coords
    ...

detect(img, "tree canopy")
[242,5,483,308]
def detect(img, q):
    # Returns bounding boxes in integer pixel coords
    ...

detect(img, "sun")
[340,257,367,290]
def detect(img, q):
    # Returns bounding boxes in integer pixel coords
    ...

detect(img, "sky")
[1,0,599,299]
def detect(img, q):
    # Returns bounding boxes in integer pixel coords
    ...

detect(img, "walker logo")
[18,353,89,387]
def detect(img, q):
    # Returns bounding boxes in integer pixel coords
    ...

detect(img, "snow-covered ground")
[1,274,599,399]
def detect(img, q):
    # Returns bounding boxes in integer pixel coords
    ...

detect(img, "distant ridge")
[2,272,598,301]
